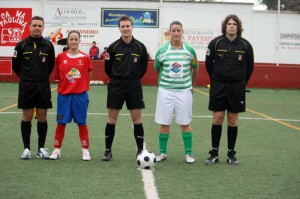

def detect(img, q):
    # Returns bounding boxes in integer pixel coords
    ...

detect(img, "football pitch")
[0,82,299,199]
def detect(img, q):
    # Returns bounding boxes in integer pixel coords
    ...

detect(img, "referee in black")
[204,14,254,165]
[12,16,55,160]
[102,16,148,161]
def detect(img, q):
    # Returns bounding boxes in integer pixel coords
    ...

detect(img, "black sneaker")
[227,151,239,165]
[205,150,219,164]
[102,149,112,161]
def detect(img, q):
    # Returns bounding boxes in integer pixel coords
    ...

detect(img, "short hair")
[118,15,133,27]
[67,30,81,39]
[169,21,183,30]
[92,41,96,44]
[221,14,243,37]
[30,16,44,25]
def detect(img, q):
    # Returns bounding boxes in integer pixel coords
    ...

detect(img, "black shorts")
[208,80,246,113]
[18,81,52,109]
[107,78,145,110]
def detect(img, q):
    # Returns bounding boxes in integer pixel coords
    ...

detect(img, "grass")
[0,83,299,199]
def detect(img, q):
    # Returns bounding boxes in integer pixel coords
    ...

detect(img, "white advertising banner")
[43,6,100,27]
[279,32,300,51]
[162,28,219,49]
[43,27,100,45]
[43,27,101,55]
[162,28,220,60]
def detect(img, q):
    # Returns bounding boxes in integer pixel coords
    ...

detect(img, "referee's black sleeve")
[48,43,55,75]
[104,46,113,78]
[245,41,254,84]
[205,39,216,80]
[140,44,148,78]
[12,42,22,77]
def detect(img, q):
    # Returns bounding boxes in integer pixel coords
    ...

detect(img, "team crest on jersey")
[13,50,17,58]
[206,48,210,56]
[63,60,67,64]
[169,62,183,77]
[66,68,81,83]
[171,62,182,73]
[78,60,84,65]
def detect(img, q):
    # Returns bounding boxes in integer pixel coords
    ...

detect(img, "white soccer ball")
[89,80,95,85]
[137,150,156,170]
[99,80,104,85]
[94,80,100,85]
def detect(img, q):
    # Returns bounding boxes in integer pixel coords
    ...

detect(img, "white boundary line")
[1,111,300,122]
[139,143,160,199]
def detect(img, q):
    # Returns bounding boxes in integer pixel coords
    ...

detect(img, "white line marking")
[1,112,300,122]
[139,143,160,199]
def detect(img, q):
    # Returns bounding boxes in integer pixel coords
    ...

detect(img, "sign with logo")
[43,6,100,27]
[0,8,32,46]
[101,8,159,28]
[43,27,100,46]
[279,32,300,51]
[162,28,219,49]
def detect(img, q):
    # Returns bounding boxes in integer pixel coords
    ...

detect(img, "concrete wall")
[0,1,299,64]
[1,1,300,88]
[1,57,299,88]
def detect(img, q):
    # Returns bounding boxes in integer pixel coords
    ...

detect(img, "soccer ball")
[94,80,100,85]
[137,150,156,170]
[99,80,104,85]
[89,80,95,85]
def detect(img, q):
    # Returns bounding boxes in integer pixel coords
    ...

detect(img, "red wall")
[1,57,299,89]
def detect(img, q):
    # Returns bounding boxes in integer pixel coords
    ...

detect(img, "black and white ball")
[137,150,156,170]
[99,80,104,85]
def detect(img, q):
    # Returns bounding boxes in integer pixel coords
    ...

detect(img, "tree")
[262,0,300,12]
[262,0,279,10]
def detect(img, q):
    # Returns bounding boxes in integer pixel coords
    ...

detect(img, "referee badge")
[238,54,243,60]
[206,48,210,56]
[13,50,17,58]
[134,57,138,63]
[105,53,110,60]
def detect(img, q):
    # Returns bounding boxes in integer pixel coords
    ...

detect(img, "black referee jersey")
[205,35,254,83]
[12,36,55,82]
[105,36,148,79]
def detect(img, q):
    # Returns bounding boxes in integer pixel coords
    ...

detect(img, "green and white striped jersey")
[154,41,198,90]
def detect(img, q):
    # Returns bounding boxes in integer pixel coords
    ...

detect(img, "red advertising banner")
[0,8,32,46]
[0,60,12,75]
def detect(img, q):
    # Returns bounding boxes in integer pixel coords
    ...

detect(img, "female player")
[50,30,92,161]
[154,21,199,163]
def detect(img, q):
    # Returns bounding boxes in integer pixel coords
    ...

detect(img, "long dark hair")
[221,14,243,37]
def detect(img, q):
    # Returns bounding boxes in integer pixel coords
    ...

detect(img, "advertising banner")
[0,8,32,46]
[43,27,101,47]
[101,8,159,28]
[279,32,300,51]
[43,6,100,27]
[162,28,219,49]
[161,28,220,60]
